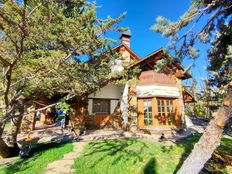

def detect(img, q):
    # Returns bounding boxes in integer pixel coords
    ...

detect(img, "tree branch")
[178,12,204,42]
[0,55,10,65]
[198,5,232,35]
[27,3,42,18]
[0,11,22,30]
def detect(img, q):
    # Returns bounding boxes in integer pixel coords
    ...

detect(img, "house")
[69,30,194,133]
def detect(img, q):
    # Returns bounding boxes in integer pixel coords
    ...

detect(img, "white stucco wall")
[136,85,180,98]
[88,84,124,115]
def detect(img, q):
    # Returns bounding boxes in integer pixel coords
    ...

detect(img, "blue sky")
[94,0,209,87]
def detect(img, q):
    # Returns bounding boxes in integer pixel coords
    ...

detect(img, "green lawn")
[73,135,232,174]
[0,142,73,174]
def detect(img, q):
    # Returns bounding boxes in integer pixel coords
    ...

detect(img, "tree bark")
[0,104,24,158]
[0,122,20,158]
[0,137,12,158]
[176,82,232,174]
[6,104,24,155]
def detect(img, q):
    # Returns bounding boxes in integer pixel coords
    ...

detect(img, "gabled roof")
[130,48,163,68]
[129,48,191,80]
[112,43,141,61]
[111,42,191,80]
[183,88,196,103]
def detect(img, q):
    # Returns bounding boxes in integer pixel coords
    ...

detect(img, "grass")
[73,135,232,174]
[203,137,232,174]
[218,137,232,154]
[0,142,73,174]
[73,136,198,174]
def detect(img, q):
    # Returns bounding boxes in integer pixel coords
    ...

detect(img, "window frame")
[92,99,111,115]
[138,97,178,128]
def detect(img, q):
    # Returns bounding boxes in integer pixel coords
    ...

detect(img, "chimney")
[120,29,131,47]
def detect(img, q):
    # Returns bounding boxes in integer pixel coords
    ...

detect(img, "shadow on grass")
[161,145,174,154]
[84,138,149,168]
[1,141,72,174]
[142,157,157,174]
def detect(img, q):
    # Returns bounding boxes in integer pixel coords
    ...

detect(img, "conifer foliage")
[151,1,232,174]
[0,0,126,157]
[151,0,232,87]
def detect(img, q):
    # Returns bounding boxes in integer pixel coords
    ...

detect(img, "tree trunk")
[0,122,20,158]
[0,138,11,158]
[0,122,3,137]
[0,104,24,158]
[6,105,24,156]
[176,83,232,174]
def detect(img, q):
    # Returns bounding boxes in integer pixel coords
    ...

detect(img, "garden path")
[44,141,85,174]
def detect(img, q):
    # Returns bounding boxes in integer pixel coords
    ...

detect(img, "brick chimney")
[120,29,131,47]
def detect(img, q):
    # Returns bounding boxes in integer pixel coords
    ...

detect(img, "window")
[92,99,110,114]
[143,99,153,126]
[157,98,175,125]
[138,97,177,128]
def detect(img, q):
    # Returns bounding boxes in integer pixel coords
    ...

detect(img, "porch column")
[176,79,185,127]
[120,83,129,129]
[21,105,36,133]
[128,82,138,131]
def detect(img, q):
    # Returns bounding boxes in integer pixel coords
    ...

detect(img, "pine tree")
[151,1,232,173]
[0,0,127,157]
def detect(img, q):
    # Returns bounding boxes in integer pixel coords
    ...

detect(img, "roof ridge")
[112,43,141,60]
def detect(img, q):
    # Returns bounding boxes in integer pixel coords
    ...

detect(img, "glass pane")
[144,108,147,113]
[148,106,152,112]
[158,107,161,112]
[158,100,160,105]
[162,107,165,112]
[148,100,152,107]
[93,99,109,113]
[143,101,147,107]
[170,107,173,113]
[149,113,152,118]
[149,120,153,125]
[166,100,169,106]
[170,100,173,105]
[144,113,148,118]
[144,119,148,125]
[161,100,164,106]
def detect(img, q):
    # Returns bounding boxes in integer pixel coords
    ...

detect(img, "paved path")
[45,141,85,174]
